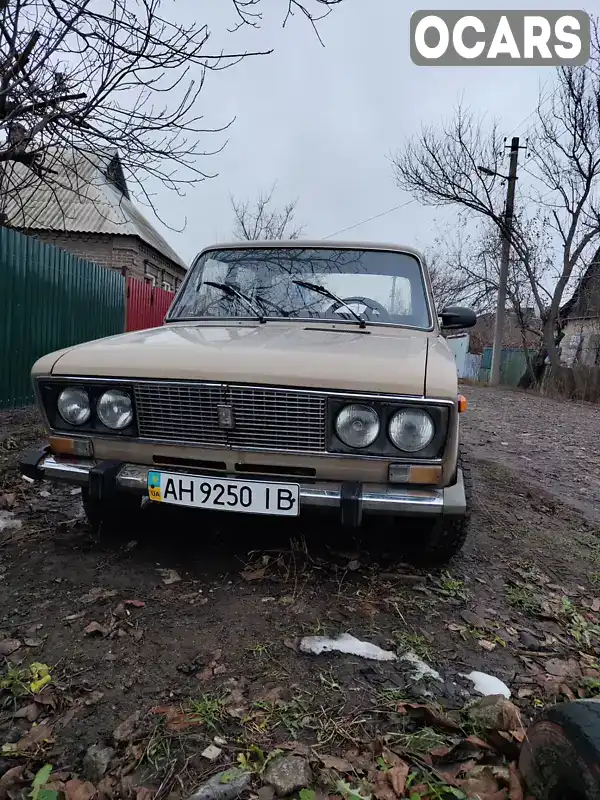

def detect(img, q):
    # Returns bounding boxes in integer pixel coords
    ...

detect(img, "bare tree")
[229,0,343,45]
[425,231,490,314]
[231,184,305,240]
[439,218,551,383]
[0,0,343,221]
[392,39,600,392]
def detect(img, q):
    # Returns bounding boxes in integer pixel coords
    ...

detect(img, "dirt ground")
[2,385,600,798]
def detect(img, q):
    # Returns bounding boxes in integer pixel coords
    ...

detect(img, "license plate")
[147,471,300,517]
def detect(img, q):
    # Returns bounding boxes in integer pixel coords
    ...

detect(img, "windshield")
[168,247,432,329]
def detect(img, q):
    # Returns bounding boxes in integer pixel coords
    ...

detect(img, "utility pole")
[489,137,521,387]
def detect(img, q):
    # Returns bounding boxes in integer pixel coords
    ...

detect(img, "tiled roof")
[3,149,186,269]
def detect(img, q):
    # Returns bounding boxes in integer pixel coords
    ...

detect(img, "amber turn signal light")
[408,464,443,485]
[49,436,93,457]
[458,394,467,413]
[389,464,443,485]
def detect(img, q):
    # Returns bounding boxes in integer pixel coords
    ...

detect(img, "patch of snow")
[0,510,22,534]
[201,745,222,761]
[399,651,442,682]
[299,633,397,662]
[462,671,511,698]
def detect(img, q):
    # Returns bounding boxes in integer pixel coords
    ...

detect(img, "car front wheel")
[82,488,141,536]
[395,446,473,566]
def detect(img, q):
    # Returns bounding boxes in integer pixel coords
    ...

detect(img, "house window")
[162,280,173,292]
[144,274,156,287]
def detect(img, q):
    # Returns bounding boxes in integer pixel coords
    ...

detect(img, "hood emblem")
[217,404,235,430]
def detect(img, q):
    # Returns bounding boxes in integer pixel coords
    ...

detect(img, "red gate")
[125,276,175,332]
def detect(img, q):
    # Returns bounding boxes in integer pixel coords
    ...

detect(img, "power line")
[504,80,551,141]
[322,199,416,239]
[320,89,552,244]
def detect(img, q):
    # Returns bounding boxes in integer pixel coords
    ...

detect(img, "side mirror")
[440,306,477,330]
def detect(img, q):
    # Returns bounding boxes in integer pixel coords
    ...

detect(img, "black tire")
[82,488,141,536]
[402,445,472,566]
[519,700,600,800]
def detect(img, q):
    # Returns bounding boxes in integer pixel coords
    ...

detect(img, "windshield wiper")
[203,281,267,324]
[292,280,367,329]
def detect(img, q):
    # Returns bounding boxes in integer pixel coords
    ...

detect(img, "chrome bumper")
[26,454,466,517]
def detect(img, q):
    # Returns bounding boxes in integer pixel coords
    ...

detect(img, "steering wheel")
[326,296,391,322]
[254,295,290,317]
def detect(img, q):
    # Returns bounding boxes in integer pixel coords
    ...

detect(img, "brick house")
[465,308,540,354]
[559,246,600,367]
[4,150,187,290]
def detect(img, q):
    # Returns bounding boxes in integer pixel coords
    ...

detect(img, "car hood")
[43,322,438,396]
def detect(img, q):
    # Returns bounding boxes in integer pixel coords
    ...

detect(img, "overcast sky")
[145,0,590,266]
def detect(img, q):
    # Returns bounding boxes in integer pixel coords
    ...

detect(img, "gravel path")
[461,384,600,521]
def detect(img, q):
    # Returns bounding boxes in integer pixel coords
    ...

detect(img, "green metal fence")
[479,346,531,386]
[0,227,125,409]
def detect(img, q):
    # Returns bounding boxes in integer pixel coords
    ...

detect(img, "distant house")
[467,308,540,354]
[3,149,186,291]
[559,246,600,367]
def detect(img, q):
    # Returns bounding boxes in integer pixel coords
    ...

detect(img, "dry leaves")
[372,772,394,800]
[396,703,462,732]
[113,711,141,744]
[78,588,118,605]
[0,638,21,655]
[156,569,181,585]
[198,649,224,682]
[447,622,465,634]
[389,763,410,796]
[15,723,53,753]
[0,766,24,800]
[0,492,16,509]
[13,703,41,721]
[135,789,155,800]
[84,622,109,637]
[241,567,266,581]
[64,779,98,800]
[508,763,525,800]
[64,611,87,622]
[319,755,354,772]
[461,610,488,628]
[466,697,522,733]
[150,705,202,732]
[544,658,582,678]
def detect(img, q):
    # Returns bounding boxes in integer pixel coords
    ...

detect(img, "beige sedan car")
[21,241,476,563]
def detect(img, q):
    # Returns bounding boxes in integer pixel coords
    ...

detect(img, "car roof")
[195,240,425,261]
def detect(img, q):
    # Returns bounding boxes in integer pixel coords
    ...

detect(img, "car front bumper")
[20,447,466,526]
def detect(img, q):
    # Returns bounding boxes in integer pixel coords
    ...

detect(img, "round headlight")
[97,390,133,430]
[335,404,380,448]
[57,387,91,426]
[389,408,435,452]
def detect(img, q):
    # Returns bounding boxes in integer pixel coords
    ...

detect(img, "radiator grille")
[134,382,327,453]
[134,383,226,446]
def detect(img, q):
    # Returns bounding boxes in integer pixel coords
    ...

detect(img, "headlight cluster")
[333,403,439,454]
[388,408,435,452]
[57,387,134,430]
[335,404,380,448]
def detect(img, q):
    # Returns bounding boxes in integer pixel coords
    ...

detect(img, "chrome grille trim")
[133,381,327,453]
[134,382,227,447]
